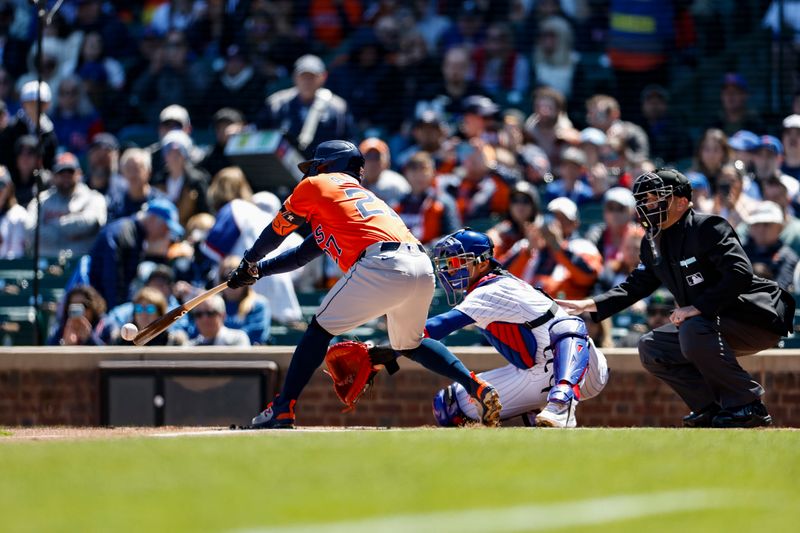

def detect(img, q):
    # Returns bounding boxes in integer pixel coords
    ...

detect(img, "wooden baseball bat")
[133,282,229,346]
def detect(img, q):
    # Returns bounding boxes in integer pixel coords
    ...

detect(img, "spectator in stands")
[438,1,486,52]
[190,294,250,346]
[709,73,764,137]
[76,31,126,92]
[76,31,127,133]
[705,162,757,229]
[531,16,579,100]
[150,0,203,34]
[640,84,691,166]
[85,133,125,199]
[218,255,271,345]
[115,286,188,346]
[744,135,800,206]
[471,21,529,107]
[759,175,800,256]
[0,81,58,173]
[73,0,133,60]
[487,180,541,260]
[256,54,355,159]
[0,5,29,79]
[200,108,245,179]
[615,289,674,348]
[728,129,760,173]
[204,44,267,121]
[50,75,103,158]
[416,46,486,120]
[690,128,730,193]
[395,110,450,171]
[524,86,574,164]
[458,94,499,145]
[10,136,49,208]
[108,148,167,221]
[743,201,799,291]
[27,152,107,258]
[89,198,185,309]
[327,28,403,131]
[393,151,460,246]
[131,30,208,125]
[503,197,603,299]
[585,94,623,135]
[454,139,510,221]
[152,130,210,226]
[309,0,363,49]
[359,138,411,205]
[99,264,189,344]
[595,224,646,293]
[0,167,29,259]
[605,120,650,188]
[781,114,800,181]
[147,104,204,176]
[585,187,638,263]
[48,285,107,346]
[543,146,593,205]
[606,0,672,122]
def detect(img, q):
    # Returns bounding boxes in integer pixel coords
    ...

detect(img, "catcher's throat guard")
[324,341,399,412]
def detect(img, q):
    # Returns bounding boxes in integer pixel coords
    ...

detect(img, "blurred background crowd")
[2,0,800,349]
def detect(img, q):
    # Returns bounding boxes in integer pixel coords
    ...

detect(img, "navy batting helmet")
[298,140,365,179]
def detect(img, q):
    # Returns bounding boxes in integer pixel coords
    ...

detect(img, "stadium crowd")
[1,0,799,348]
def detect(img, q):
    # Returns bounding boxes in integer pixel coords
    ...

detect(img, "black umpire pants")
[638,316,781,411]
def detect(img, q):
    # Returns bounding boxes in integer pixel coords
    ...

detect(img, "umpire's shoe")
[251,397,296,429]
[682,403,721,428]
[469,372,502,427]
[712,401,772,428]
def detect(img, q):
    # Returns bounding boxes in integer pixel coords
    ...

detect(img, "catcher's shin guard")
[547,316,591,404]
[432,384,468,427]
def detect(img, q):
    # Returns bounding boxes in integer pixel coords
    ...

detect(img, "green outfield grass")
[1,428,798,533]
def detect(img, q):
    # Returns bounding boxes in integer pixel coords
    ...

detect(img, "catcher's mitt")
[324,341,399,412]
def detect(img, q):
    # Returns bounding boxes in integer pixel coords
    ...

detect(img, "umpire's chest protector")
[645,211,793,334]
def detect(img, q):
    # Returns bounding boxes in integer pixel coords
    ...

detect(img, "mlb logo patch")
[686,273,704,286]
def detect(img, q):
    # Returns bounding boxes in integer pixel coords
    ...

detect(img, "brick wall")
[1,347,798,427]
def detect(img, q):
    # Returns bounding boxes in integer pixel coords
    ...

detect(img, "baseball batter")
[428,229,609,427]
[228,140,501,428]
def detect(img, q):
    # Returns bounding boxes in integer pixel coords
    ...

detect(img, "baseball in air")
[120,323,139,341]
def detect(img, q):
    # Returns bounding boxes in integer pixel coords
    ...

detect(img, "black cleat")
[682,403,721,428]
[712,401,772,428]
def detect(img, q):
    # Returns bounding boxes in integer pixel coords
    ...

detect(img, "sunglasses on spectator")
[134,303,158,314]
[647,308,671,317]
[193,310,219,318]
[510,195,533,205]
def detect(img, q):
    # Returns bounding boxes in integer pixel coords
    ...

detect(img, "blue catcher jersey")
[456,274,569,369]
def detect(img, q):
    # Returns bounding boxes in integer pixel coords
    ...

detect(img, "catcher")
[227,140,501,428]
[324,229,609,428]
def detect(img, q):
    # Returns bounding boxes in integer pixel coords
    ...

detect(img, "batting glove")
[227,258,260,288]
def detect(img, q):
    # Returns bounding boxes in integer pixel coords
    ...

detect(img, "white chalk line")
[229,489,743,533]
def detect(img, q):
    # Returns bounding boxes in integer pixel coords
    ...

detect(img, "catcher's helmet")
[431,229,496,306]
[297,140,365,179]
[632,168,691,237]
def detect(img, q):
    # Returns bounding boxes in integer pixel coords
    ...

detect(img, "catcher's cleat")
[250,398,296,429]
[535,399,577,428]
[469,372,502,427]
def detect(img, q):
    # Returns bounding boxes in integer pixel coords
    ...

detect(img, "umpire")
[559,169,795,427]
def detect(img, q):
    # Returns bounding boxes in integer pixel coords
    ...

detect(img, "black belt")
[524,301,560,329]
[358,242,426,261]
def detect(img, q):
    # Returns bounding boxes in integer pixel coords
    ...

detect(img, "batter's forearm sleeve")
[257,235,324,277]
[425,309,475,340]
[244,224,287,263]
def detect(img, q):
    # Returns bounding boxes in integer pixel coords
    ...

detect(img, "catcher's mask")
[632,169,691,238]
[431,229,496,306]
[297,140,365,179]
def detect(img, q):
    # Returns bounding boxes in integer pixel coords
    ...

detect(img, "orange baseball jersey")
[272,172,419,271]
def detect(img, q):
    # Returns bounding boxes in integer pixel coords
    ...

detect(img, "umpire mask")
[632,169,691,238]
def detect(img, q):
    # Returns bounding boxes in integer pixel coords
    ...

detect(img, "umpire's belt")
[358,241,426,261]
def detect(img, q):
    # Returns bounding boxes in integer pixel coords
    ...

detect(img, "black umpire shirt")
[591,209,794,336]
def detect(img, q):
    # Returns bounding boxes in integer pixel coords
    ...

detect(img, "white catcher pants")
[315,242,434,350]
[452,340,609,421]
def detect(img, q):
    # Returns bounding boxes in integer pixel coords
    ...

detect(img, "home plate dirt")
[0,426,405,441]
